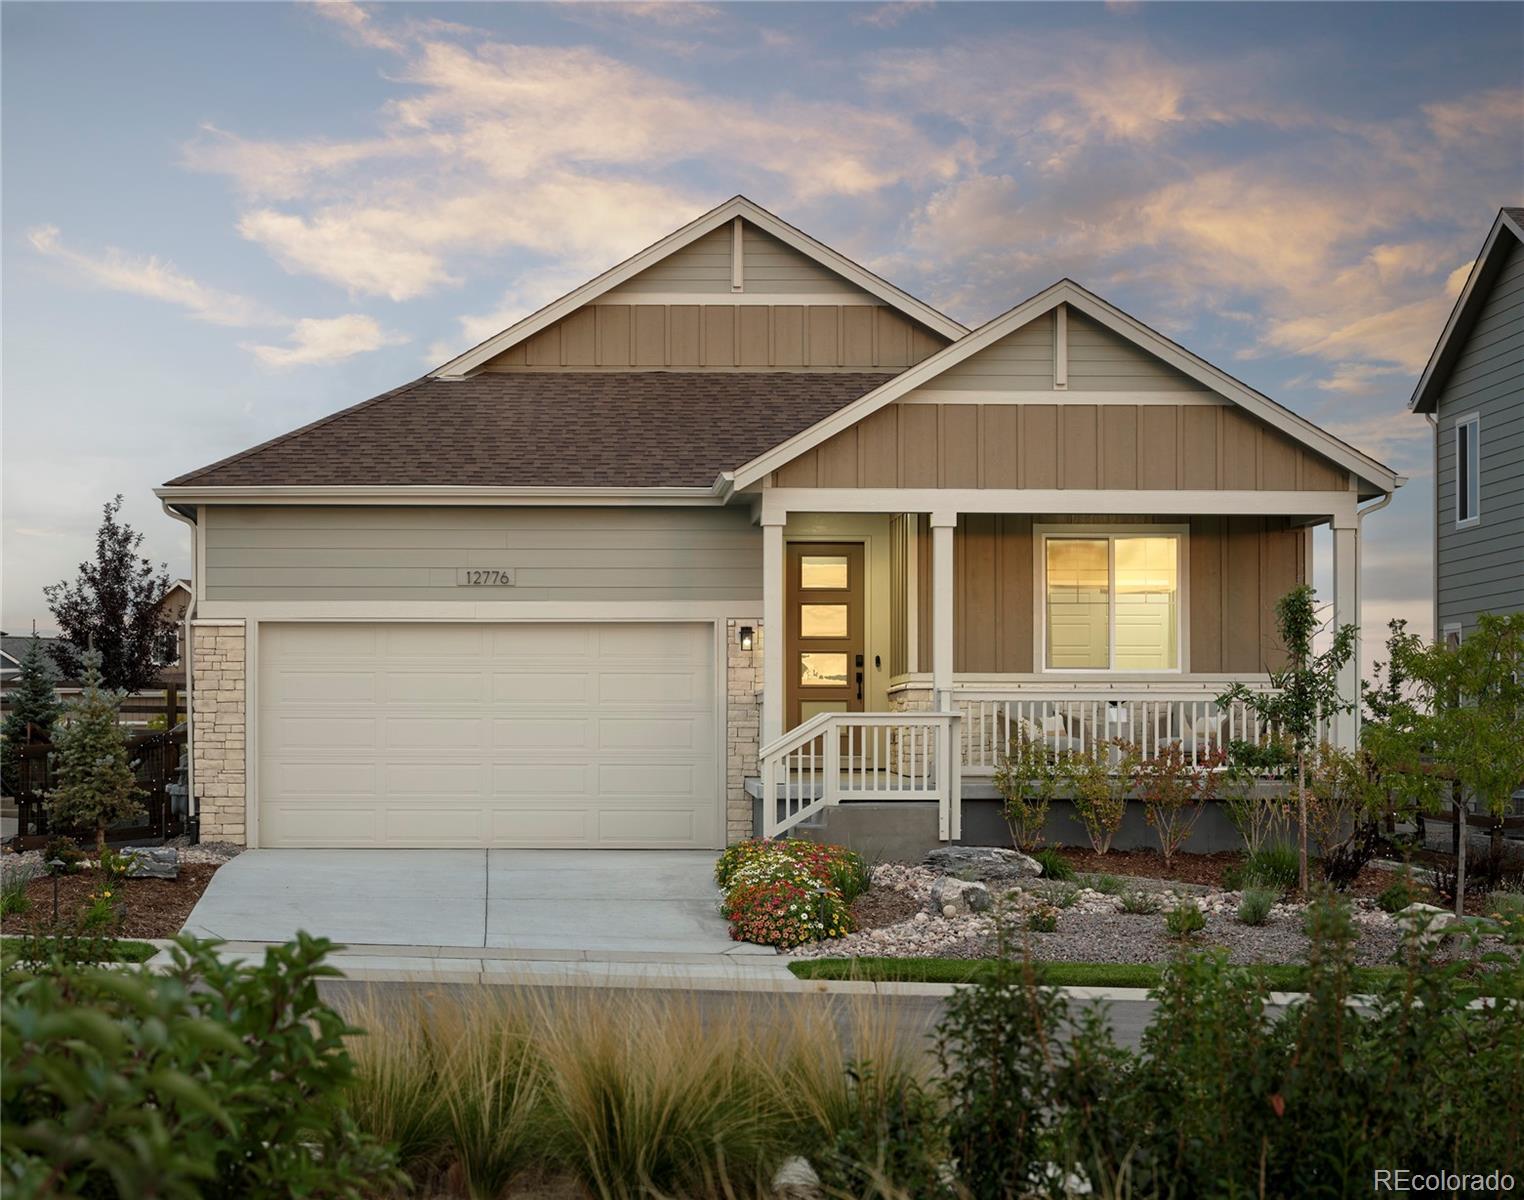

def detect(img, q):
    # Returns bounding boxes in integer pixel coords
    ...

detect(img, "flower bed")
[715,838,869,948]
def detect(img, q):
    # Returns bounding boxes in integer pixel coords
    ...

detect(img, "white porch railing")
[957,689,1304,775]
[759,711,963,841]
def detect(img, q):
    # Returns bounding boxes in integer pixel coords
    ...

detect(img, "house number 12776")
[456,569,516,586]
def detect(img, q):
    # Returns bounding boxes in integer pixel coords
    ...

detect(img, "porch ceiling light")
[738,625,754,651]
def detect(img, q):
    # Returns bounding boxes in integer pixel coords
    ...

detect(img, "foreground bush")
[1,934,399,1199]
[715,838,867,947]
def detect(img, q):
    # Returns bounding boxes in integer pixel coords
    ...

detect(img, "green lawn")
[789,957,1418,992]
[1,937,159,964]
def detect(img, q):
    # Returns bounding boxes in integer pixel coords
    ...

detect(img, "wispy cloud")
[182,9,967,301]
[29,224,405,366]
[854,1,935,29]
[27,225,282,327]
[244,313,408,367]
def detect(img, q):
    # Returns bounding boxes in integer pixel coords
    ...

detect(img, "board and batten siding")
[897,515,1305,675]
[202,507,762,603]
[478,303,945,372]
[773,401,1349,491]
[1435,235,1524,634]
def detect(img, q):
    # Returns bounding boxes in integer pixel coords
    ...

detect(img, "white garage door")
[256,623,719,849]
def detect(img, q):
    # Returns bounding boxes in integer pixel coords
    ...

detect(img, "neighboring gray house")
[1410,207,1524,643]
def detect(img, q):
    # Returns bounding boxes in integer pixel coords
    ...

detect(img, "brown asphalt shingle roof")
[164,372,898,489]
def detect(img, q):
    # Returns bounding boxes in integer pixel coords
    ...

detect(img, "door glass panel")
[1046,539,1109,669]
[1115,536,1178,670]
[800,604,849,638]
[800,555,849,589]
[799,652,849,687]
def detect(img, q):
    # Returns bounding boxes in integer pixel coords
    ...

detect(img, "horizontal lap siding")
[1066,310,1212,391]
[481,303,943,371]
[204,507,762,603]
[910,514,1304,673]
[1435,237,1524,632]
[792,400,1348,490]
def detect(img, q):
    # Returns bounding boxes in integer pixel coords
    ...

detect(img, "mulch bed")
[2,864,217,940]
[1057,847,1245,888]
[851,885,923,930]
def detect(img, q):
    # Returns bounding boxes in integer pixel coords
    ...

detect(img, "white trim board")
[898,389,1227,406]
[759,487,1359,524]
[730,279,1403,499]
[432,196,967,378]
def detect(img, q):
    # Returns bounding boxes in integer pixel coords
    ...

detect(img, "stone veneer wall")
[725,618,763,844]
[192,621,247,846]
[888,684,933,712]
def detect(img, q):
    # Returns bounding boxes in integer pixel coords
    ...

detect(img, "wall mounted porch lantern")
[738,626,754,651]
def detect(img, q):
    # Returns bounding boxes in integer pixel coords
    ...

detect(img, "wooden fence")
[9,726,189,848]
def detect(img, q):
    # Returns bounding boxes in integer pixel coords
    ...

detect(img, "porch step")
[787,802,943,861]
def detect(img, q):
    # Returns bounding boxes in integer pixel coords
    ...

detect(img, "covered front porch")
[748,488,1366,844]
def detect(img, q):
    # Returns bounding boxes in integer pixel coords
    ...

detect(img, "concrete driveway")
[183,849,760,955]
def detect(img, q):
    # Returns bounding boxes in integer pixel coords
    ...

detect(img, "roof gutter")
[153,485,727,507]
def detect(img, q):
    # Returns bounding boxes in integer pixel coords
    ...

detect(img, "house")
[155,196,1401,852]
[1409,207,1524,645]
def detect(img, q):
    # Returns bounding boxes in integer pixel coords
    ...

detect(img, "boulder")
[123,847,179,880]
[772,1156,823,1200]
[1394,902,1458,948]
[924,845,1042,883]
[929,876,991,916]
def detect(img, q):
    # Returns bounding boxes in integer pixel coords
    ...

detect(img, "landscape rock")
[1394,902,1458,948]
[929,876,992,916]
[924,845,1042,882]
[772,1156,823,1200]
[123,847,179,880]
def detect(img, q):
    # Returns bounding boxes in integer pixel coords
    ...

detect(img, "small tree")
[1137,743,1222,865]
[1064,740,1139,855]
[46,651,144,853]
[992,732,1061,852]
[1368,613,1524,916]
[44,495,175,694]
[1,635,63,797]
[1219,585,1357,893]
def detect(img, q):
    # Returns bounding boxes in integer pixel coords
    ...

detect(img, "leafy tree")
[1365,612,1524,916]
[44,494,174,693]
[1219,584,1357,893]
[46,651,144,852]
[0,636,62,797]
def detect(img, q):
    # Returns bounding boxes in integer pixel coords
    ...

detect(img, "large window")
[1043,533,1181,671]
[1455,415,1480,527]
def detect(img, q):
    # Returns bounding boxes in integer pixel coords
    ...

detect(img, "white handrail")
[759,711,962,840]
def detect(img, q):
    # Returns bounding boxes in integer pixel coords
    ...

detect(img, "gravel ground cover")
[793,861,1501,969]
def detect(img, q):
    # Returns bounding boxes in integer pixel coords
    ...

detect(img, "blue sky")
[4,1,1521,667]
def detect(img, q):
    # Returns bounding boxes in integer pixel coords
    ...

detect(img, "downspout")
[1426,413,1438,641]
[161,501,198,841]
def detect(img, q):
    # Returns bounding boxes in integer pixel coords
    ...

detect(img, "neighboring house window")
[1042,532,1182,671]
[1455,414,1480,527]
[1442,623,1463,649]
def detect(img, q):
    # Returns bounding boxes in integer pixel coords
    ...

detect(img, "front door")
[785,542,865,731]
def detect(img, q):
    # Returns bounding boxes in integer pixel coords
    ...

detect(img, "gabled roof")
[729,279,1404,499]
[1410,207,1524,414]
[159,373,896,492]
[431,196,968,378]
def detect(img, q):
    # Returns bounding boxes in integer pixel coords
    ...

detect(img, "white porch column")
[1331,518,1360,750]
[930,510,957,712]
[761,515,786,746]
